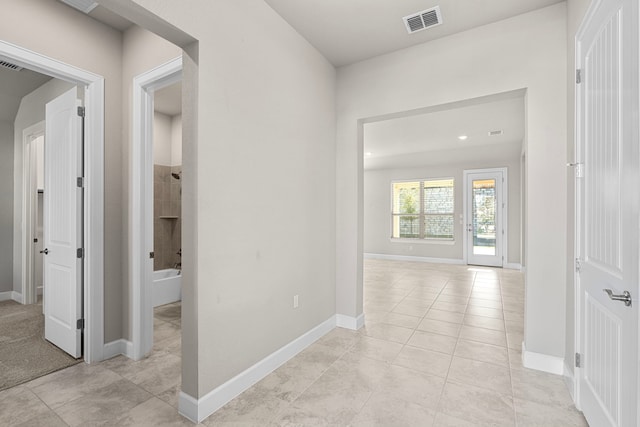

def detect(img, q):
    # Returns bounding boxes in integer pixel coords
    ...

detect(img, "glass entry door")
[465,170,504,267]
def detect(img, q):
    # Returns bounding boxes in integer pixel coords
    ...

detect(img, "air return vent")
[0,60,23,72]
[403,6,443,34]
[488,130,504,136]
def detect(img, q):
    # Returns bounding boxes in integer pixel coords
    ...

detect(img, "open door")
[43,87,83,358]
[576,0,639,425]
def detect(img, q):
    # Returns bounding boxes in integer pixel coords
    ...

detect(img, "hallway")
[0,260,587,425]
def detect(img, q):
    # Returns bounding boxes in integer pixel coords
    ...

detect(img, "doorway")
[0,40,105,363]
[464,168,506,267]
[131,57,182,360]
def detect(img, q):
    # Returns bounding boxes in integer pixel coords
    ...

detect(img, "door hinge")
[77,177,84,188]
[575,258,582,273]
[576,69,582,84]
[77,106,85,117]
[76,318,85,330]
[149,251,155,259]
[575,352,581,368]
[77,248,84,259]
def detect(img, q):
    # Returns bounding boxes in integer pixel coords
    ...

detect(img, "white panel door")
[43,87,83,358]
[577,0,638,425]
[465,170,504,267]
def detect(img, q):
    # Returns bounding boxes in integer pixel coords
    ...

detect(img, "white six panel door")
[43,87,83,358]
[577,0,639,425]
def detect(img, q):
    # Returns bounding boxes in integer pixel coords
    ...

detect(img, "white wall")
[0,120,13,293]
[104,0,337,402]
[171,114,182,166]
[364,154,521,264]
[153,111,182,167]
[12,78,74,294]
[153,111,172,166]
[336,4,567,360]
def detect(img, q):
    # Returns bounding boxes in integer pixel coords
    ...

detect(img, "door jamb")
[21,122,45,306]
[462,167,508,267]
[1,40,105,363]
[131,57,182,360]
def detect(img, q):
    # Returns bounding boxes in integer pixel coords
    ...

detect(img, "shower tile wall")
[154,164,181,271]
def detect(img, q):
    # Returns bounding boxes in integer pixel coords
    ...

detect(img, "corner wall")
[337,3,568,360]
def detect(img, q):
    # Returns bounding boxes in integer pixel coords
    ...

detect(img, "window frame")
[390,177,455,242]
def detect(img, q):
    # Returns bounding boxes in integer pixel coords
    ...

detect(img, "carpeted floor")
[0,299,81,391]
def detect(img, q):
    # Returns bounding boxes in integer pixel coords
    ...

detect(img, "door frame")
[2,40,105,363]
[22,122,44,306]
[462,167,508,267]
[131,57,182,360]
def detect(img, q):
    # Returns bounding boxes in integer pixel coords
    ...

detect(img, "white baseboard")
[504,263,522,270]
[103,339,134,360]
[336,313,365,330]
[179,315,337,423]
[0,291,23,303]
[364,253,464,265]
[522,342,564,375]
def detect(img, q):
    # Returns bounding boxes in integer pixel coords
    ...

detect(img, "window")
[392,178,454,240]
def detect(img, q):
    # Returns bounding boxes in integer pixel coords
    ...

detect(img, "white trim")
[0,40,105,363]
[364,252,464,265]
[103,339,134,360]
[0,291,24,303]
[522,342,565,375]
[389,238,455,246]
[504,263,522,270]
[179,315,337,423]
[336,313,365,330]
[131,57,182,361]
[21,122,45,306]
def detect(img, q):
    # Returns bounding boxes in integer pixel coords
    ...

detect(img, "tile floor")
[0,261,589,426]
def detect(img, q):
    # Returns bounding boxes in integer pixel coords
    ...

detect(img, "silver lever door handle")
[603,289,632,306]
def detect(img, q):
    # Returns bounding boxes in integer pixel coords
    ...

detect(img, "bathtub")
[153,268,182,307]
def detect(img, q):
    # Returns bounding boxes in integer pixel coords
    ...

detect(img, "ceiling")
[0,65,52,122]
[88,5,133,31]
[264,0,564,66]
[154,82,182,117]
[364,95,524,170]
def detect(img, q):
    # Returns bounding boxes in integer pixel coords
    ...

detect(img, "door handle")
[40,248,49,255]
[603,289,632,307]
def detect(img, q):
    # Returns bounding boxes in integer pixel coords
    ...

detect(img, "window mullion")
[420,181,425,239]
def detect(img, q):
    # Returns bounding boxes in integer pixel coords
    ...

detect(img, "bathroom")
[152,81,182,333]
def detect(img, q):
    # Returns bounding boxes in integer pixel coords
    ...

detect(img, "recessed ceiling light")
[365,152,373,157]
[458,135,468,140]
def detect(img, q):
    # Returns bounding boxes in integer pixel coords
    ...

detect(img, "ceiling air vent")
[488,130,504,136]
[403,6,443,34]
[0,60,23,72]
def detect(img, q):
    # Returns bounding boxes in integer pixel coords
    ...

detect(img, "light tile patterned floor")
[0,261,589,426]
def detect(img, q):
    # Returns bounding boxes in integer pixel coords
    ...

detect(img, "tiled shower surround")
[153,164,181,271]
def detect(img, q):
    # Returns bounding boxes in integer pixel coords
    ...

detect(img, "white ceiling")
[154,82,182,117]
[364,95,524,170]
[0,65,52,122]
[264,0,564,66]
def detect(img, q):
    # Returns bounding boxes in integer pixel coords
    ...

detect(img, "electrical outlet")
[293,295,299,308]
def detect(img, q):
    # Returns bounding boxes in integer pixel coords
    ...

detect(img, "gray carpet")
[0,299,81,391]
